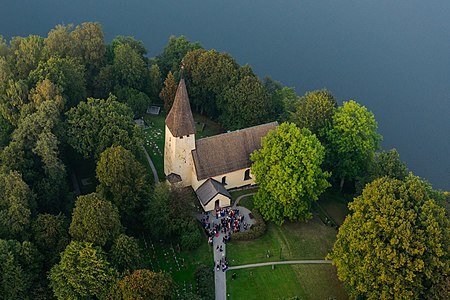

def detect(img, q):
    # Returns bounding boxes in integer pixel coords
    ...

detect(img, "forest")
[0,22,448,299]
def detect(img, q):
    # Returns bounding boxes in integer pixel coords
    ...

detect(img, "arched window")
[244,169,251,180]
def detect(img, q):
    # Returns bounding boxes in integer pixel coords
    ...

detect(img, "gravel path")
[141,146,159,183]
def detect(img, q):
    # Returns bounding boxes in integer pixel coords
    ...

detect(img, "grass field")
[227,264,348,300]
[226,192,349,299]
[226,265,306,300]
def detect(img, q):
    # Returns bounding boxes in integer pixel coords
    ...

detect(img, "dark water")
[1,0,449,190]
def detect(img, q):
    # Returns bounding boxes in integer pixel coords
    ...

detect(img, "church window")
[187,134,190,137]
[180,136,183,139]
[244,169,251,180]
[222,176,227,185]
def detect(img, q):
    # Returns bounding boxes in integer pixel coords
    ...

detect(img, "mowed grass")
[227,193,349,299]
[317,189,351,225]
[226,265,307,300]
[227,217,337,265]
[292,264,348,300]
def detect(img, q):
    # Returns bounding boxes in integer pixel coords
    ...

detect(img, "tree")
[96,145,150,220]
[31,213,69,266]
[10,35,45,79]
[44,24,76,59]
[0,79,29,126]
[148,64,162,101]
[69,193,122,247]
[0,171,34,240]
[328,176,450,299]
[218,75,272,130]
[357,148,409,192]
[157,35,202,78]
[113,43,147,91]
[0,239,43,299]
[291,89,337,135]
[111,36,147,58]
[49,241,116,299]
[183,49,239,118]
[159,71,177,112]
[324,100,382,190]
[114,86,151,116]
[29,56,86,108]
[251,123,330,225]
[263,77,299,122]
[66,95,142,158]
[143,182,172,239]
[110,234,142,273]
[110,269,172,300]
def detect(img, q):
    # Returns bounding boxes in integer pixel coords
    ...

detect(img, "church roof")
[195,178,231,206]
[192,122,278,180]
[165,77,196,137]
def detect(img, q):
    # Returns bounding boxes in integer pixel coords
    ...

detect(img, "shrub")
[232,209,266,241]
[195,265,214,300]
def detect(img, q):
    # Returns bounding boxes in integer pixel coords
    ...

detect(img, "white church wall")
[164,126,195,187]
[191,166,256,191]
[202,193,231,211]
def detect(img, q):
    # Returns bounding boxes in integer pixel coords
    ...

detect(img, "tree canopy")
[0,171,34,240]
[290,89,337,135]
[329,176,450,299]
[96,145,150,221]
[251,123,330,225]
[49,241,116,299]
[324,100,382,189]
[69,193,122,247]
[109,269,172,300]
[65,95,142,158]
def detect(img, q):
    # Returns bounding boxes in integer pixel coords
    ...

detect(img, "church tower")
[164,71,196,187]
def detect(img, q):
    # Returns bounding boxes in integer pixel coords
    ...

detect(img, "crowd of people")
[200,206,252,273]
[201,207,249,243]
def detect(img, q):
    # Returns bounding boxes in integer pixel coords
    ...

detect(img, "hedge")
[232,209,266,241]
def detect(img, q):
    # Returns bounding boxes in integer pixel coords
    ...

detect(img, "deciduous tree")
[49,241,116,299]
[66,96,142,158]
[69,193,122,247]
[324,100,382,190]
[218,75,272,130]
[329,176,450,299]
[110,234,142,273]
[96,145,150,219]
[110,269,172,300]
[0,171,34,240]
[291,89,337,135]
[251,123,330,225]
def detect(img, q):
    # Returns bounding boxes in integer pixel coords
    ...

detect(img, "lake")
[1,0,449,190]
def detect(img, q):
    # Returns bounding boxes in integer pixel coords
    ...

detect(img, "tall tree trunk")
[340,177,345,192]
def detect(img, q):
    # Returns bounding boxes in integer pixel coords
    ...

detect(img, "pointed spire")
[165,70,195,137]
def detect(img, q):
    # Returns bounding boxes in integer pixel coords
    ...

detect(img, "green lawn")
[227,264,348,300]
[227,217,337,266]
[226,193,350,299]
[226,265,306,300]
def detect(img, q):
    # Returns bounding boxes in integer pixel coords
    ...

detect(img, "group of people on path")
[201,207,249,246]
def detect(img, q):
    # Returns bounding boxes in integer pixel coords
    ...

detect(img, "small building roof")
[165,77,196,137]
[166,173,182,183]
[195,178,231,206]
[192,122,278,180]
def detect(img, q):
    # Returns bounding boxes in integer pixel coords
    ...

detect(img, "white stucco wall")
[164,126,195,187]
[202,193,231,211]
[191,165,255,191]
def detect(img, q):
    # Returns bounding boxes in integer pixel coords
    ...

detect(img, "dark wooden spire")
[165,75,196,137]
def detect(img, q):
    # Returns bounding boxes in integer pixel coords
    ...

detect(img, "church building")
[164,74,277,211]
